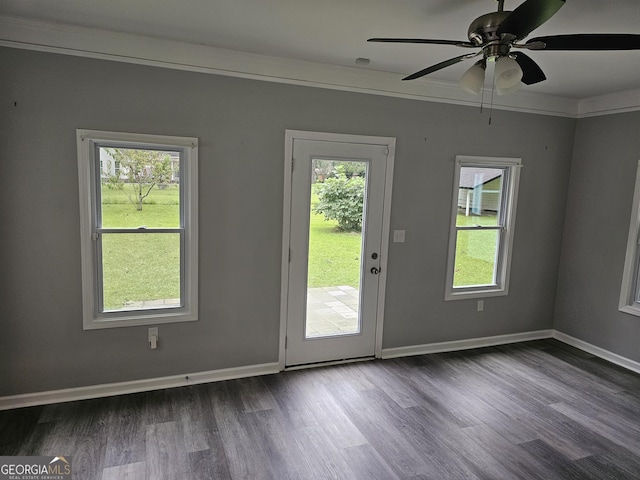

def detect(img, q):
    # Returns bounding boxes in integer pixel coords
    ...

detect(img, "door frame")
[279,130,396,370]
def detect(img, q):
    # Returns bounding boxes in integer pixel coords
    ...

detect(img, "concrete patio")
[305,285,360,337]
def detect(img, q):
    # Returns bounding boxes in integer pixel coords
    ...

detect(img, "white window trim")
[77,129,198,329]
[445,155,522,301]
[619,160,640,317]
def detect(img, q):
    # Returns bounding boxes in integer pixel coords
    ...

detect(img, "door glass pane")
[305,159,367,338]
[101,232,181,311]
[99,147,180,228]
[453,229,500,287]
[456,167,504,227]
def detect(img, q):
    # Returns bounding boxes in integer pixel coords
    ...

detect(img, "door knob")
[371,267,380,275]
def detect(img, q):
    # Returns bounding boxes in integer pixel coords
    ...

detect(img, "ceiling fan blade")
[402,53,479,80]
[514,52,546,85]
[368,38,476,48]
[497,0,565,40]
[526,34,640,50]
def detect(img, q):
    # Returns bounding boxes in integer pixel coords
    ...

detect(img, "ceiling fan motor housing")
[469,12,514,60]
[468,12,511,45]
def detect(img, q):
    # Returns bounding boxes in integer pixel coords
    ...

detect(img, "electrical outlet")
[477,300,484,312]
[148,327,158,341]
[148,327,158,349]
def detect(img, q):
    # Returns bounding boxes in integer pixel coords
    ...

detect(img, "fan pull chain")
[488,66,497,125]
[480,76,486,114]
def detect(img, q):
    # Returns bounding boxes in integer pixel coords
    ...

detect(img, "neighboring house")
[99,148,122,179]
[457,167,503,216]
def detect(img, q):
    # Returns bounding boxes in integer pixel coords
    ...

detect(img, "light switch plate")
[393,230,406,243]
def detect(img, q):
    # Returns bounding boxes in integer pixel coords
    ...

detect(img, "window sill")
[445,287,508,301]
[83,309,197,330]
[619,305,640,318]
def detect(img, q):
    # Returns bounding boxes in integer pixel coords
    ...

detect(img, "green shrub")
[313,170,365,231]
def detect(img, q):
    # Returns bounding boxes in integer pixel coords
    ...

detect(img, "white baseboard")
[3,330,639,411]
[552,330,640,375]
[381,329,554,359]
[0,362,280,411]
[380,329,640,377]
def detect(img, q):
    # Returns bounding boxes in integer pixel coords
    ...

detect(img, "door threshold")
[284,356,375,371]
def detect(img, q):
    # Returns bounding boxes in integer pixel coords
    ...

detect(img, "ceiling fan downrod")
[496,0,505,12]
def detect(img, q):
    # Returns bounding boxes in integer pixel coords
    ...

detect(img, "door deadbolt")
[371,267,380,275]
[371,253,378,259]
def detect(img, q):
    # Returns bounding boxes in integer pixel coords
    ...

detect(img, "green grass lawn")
[102,232,180,309]
[307,212,362,288]
[453,211,498,287]
[100,184,181,309]
[453,229,497,287]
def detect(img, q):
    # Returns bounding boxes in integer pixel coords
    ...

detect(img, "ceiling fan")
[368,0,640,94]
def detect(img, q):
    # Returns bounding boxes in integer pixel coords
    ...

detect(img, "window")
[445,156,521,300]
[77,130,198,329]
[619,160,640,316]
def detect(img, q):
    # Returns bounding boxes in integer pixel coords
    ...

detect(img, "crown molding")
[2,15,636,119]
[577,88,640,118]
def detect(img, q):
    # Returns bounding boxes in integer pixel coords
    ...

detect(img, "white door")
[282,131,394,367]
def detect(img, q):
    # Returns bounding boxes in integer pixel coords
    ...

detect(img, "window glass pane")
[453,229,500,287]
[101,232,181,311]
[306,160,366,338]
[456,167,504,227]
[99,147,180,228]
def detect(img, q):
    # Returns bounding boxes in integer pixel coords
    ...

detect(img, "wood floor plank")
[262,371,322,430]
[518,439,602,480]
[14,421,55,456]
[454,423,570,480]
[172,385,214,453]
[236,376,279,413]
[101,461,146,480]
[444,425,527,480]
[103,393,146,468]
[145,421,186,480]
[324,379,436,478]
[244,408,314,480]
[184,449,231,480]
[339,444,401,480]
[550,400,640,456]
[357,359,424,408]
[0,405,43,455]
[575,452,640,480]
[71,431,108,480]
[367,390,482,479]
[209,380,275,480]
[293,424,359,480]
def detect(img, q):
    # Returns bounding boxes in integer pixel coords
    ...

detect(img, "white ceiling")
[1,0,639,100]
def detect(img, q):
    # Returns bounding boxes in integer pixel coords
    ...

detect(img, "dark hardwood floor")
[2,339,640,479]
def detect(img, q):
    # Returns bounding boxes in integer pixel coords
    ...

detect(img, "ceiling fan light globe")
[458,62,486,95]
[495,56,523,94]
[496,81,523,95]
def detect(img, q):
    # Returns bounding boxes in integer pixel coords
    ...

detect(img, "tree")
[313,167,365,231]
[104,148,174,210]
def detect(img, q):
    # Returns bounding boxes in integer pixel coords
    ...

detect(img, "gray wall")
[554,111,640,362]
[1,47,575,396]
